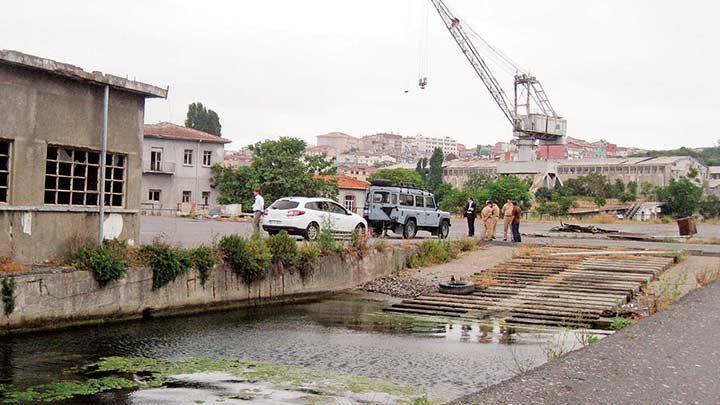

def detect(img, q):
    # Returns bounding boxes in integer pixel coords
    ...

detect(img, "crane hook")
[418,77,428,89]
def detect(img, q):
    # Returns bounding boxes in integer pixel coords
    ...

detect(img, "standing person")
[511,201,522,243]
[463,197,477,237]
[490,200,500,240]
[252,188,265,234]
[480,200,493,240]
[501,198,514,241]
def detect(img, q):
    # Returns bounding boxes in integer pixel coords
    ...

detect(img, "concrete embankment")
[2,246,413,333]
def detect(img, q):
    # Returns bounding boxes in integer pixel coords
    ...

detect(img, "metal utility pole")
[98,84,109,245]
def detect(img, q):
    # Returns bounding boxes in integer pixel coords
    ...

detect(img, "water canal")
[0,294,591,404]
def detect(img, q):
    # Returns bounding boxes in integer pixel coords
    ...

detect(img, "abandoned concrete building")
[443,156,708,190]
[142,122,230,213]
[0,50,167,263]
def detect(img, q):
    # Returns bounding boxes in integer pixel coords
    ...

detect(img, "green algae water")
[0,295,589,404]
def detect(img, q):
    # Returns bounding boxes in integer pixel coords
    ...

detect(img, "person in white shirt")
[252,188,265,234]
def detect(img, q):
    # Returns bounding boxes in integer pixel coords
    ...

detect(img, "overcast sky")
[3,1,719,150]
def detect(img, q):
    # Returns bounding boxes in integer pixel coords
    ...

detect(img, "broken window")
[44,145,126,207]
[0,140,10,203]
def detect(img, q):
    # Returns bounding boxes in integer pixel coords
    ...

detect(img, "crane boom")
[428,0,566,145]
[428,0,516,127]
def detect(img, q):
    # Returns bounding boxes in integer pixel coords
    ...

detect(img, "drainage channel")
[384,247,677,329]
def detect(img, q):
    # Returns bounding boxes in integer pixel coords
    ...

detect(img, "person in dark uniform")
[463,197,477,237]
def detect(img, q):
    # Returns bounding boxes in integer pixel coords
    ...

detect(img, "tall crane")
[428,0,566,161]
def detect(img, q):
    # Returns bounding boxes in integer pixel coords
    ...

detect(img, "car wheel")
[403,219,417,239]
[438,220,450,239]
[354,223,366,235]
[305,222,320,241]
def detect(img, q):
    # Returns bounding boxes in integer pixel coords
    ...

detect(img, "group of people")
[463,197,522,242]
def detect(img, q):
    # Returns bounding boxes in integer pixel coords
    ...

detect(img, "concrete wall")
[142,137,224,210]
[0,63,146,263]
[1,246,412,332]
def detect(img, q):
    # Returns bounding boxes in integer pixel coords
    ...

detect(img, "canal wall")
[1,245,414,333]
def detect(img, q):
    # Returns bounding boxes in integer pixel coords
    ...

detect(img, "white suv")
[262,197,368,240]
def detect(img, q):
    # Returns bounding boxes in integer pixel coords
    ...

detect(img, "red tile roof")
[316,175,370,190]
[144,122,232,144]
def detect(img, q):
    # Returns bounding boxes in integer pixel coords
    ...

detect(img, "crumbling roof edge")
[0,49,168,99]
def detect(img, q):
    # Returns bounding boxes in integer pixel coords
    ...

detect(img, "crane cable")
[418,1,431,86]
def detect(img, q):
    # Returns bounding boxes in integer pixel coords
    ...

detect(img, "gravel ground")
[451,280,720,405]
[360,276,438,298]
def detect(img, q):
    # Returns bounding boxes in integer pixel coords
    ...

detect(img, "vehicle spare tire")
[438,281,475,295]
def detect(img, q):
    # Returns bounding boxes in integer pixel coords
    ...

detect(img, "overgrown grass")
[1,277,16,316]
[695,264,720,287]
[267,231,298,269]
[140,243,192,290]
[609,316,634,330]
[295,243,321,280]
[219,235,272,285]
[405,240,459,269]
[317,228,343,254]
[189,246,216,287]
[70,241,128,287]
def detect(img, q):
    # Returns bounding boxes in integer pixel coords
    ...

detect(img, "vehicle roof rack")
[370,179,427,191]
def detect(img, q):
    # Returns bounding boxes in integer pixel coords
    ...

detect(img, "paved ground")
[451,280,720,405]
[140,216,720,254]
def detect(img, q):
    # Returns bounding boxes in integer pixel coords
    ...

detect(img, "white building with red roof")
[142,122,231,211]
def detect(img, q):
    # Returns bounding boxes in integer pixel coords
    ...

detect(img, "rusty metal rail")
[384,248,676,329]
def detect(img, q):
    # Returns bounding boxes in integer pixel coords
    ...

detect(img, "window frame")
[201,191,210,206]
[344,195,355,212]
[0,140,11,203]
[148,189,161,202]
[183,149,194,166]
[150,147,163,171]
[44,145,126,208]
[182,190,192,203]
[202,150,212,167]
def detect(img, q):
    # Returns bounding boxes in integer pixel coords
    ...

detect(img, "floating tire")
[438,281,475,295]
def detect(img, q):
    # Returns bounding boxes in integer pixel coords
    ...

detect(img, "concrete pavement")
[451,280,720,405]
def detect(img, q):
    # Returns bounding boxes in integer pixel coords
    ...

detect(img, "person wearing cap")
[480,200,493,240]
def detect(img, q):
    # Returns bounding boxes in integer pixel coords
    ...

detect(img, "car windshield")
[270,200,299,210]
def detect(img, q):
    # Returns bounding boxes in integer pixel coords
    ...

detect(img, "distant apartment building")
[336,152,395,167]
[305,144,337,158]
[142,122,231,211]
[361,133,403,156]
[403,134,458,157]
[708,167,720,197]
[443,156,707,189]
[316,132,360,154]
[492,141,517,161]
[0,50,167,263]
[338,165,377,182]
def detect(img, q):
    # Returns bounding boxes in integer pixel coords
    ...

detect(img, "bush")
[189,246,216,287]
[219,235,272,285]
[140,243,192,290]
[295,243,321,280]
[268,231,298,268]
[349,230,370,257]
[317,228,342,254]
[455,238,479,252]
[2,277,16,316]
[406,240,459,268]
[71,242,127,287]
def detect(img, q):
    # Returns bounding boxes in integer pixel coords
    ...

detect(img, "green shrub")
[140,243,192,290]
[219,235,272,285]
[295,243,321,280]
[2,277,16,316]
[417,239,456,265]
[189,246,216,287]
[405,253,423,269]
[455,238,479,252]
[71,242,127,287]
[317,228,343,254]
[268,231,298,268]
[609,316,634,330]
[349,230,370,257]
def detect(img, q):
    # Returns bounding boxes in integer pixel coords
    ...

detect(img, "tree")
[415,158,427,182]
[185,102,222,135]
[482,176,533,210]
[655,177,703,218]
[611,179,625,198]
[699,195,720,219]
[427,148,444,192]
[211,137,336,209]
[464,173,492,192]
[534,187,554,202]
[369,168,424,186]
[593,195,607,209]
[433,182,454,205]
